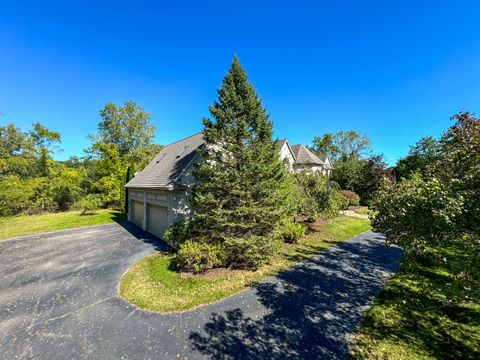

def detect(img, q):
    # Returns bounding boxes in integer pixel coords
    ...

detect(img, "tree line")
[0,101,162,216]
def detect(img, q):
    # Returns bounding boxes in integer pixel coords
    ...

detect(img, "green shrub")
[163,220,191,248]
[0,175,49,216]
[77,194,103,215]
[175,240,222,274]
[279,219,306,243]
[224,235,282,270]
[340,189,360,206]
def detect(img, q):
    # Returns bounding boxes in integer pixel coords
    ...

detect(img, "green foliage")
[224,235,282,270]
[294,174,320,222]
[331,157,366,191]
[279,219,306,243]
[396,136,442,180]
[77,194,103,215]
[373,174,464,254]
[95,101,156,156]
[309,130,371,163]
[372,111,480,280]
[0,102,160,216]
[340,190,360,206]
[123,163,135,213]
[332,154,391,205]
[88,101,161,209]
[163,220,191,248]
[295,173,346,220]
[49,165,86,210]
[191,57,289,269]
[175,240,222,274]
[0,175,38,216]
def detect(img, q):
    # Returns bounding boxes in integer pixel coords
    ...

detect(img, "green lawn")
[119,216,371,312]
[0,209,126,239]
[351,242,480,359]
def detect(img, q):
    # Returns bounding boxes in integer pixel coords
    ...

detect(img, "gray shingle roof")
[275,139,287,149]
[317,153,328,162]
[290,144,324,165]
[125,132,205,189]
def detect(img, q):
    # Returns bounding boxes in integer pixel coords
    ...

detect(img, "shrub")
[77,194,103,215]
[279,219,306,243]
[163,220,191,248]
[0,175,36,216]
[340,190,360,206]
[175,240,222,274]
[224,235,282,270]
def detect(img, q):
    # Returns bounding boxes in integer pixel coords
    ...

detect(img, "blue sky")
[1,1,479,164]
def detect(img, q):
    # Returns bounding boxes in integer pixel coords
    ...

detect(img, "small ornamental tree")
[190,57,289,269]
[372,112,480,281]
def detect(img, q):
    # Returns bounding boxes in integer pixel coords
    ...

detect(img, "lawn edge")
[0,221,121,243]
[118,227,374,315]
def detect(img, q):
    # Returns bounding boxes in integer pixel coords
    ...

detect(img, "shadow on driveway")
[114,220,171,252]
[189,233,402,359]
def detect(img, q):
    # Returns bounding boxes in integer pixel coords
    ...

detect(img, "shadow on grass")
[352,245,480,359]
[189,233,403,359]
[109,211,127,222]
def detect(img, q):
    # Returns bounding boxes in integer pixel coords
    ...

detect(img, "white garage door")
[147,204,168,238]
[131,200,144,228]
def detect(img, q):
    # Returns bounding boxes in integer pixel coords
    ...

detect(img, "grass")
[119,216,371,312]
[350,206,378,217]
[0,209,126,239]
[350,242,480,359]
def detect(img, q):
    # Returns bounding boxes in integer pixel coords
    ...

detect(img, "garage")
[147,204,168,238]
[131,200,144,228]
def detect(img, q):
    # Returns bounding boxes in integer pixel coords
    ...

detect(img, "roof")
[276,139,296,159]
[290,144,324,165]
[275,139,287,149]
[125,132,205,189]
[317,153,328,162]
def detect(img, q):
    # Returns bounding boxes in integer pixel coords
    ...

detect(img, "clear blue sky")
[1,1,479,164]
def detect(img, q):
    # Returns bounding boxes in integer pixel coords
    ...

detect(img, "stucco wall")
[279,143,295,171]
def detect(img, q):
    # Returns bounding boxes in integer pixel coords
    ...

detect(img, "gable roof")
[275,139,287,149]
[290,144,324,165]
[317,153,332,169]
[125,132,205,189]
[275,139,296,159]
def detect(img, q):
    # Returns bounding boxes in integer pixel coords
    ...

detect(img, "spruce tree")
[191,57,288,269]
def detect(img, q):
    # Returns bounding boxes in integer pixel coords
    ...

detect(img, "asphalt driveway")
[0,223,402,359]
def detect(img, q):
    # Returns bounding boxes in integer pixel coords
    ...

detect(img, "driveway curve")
[0,223,402,359]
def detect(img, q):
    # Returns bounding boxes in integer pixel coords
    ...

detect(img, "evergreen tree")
[123,163,135,213]
[191,57,288,268]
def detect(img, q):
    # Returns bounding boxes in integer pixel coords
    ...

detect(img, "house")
[290,144,332,176]
[125,133,331,238]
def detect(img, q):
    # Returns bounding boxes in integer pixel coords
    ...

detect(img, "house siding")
[279,142,295,171]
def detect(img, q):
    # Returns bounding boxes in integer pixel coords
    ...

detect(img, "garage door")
[147,204,168,238]
[131,200,144,228]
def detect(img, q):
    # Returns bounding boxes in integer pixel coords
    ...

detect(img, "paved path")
[0,224,402,359]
